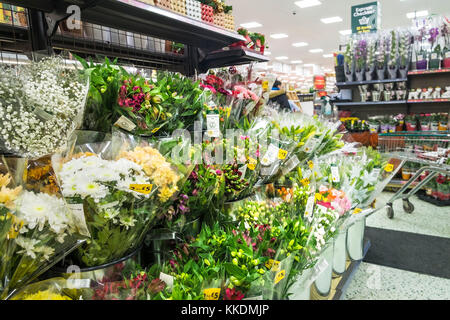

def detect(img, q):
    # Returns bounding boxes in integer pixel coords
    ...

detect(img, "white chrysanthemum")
[119,216,137,230]
[15,237,40,259]
[77,181,108,200]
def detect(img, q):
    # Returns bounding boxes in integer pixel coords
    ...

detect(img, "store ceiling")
[228,0,450,71]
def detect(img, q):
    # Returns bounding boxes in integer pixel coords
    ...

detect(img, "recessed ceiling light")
[292,42,309,47]
[406,10,428,19]
[323,54,333,58]
[270,33,289,39]
[265,51,272,56]
[240,22,263,29]
[275,56,289,60]
[321,16,343,24]
[291,60,303,64]
[339,29,352,36]
[294,0,322,9]
[309,49,323,53]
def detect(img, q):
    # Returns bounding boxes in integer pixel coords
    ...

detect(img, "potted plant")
[365,38,376,81]
[354,39,367,81]
[344,38,355,82]
[415,26,428,70]
[398,30,412,78]
[394,114,405,131]
[441,19,450,68]
[402,162,411,180]
[419,114,431,131]
[438,113,449,131]
[428,27,441,70]
[430,113,440,131]
[368,119,380,134]
[388,117,397,133]
[375,35,387,80]
[387,30,399,79]
[405,114,417,131]
[380,117,389,133]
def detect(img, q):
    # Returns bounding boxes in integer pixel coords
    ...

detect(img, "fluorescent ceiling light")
[294,0,322,9]
[339,29,352,36]
[309,49,323,53]
[270,33,289,39]
[323,54,333,58]
[321,16,343,24]
[275,56,289,60]
[406,10,428,19]
[292,42,308,47]
[240,22,263,29]
[291,60,303,64]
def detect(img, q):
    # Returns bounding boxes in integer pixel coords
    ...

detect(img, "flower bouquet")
[0,159,88,299]
[0,56,89,158]
[414,25,429,70]
[344,38,355,82]
[354,37,368,81]
[387,30,399,79]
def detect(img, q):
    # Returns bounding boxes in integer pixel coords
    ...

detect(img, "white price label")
[282,155,300,175]
[431,53,438,59]
[67,278,91,289]
[67,203,90,237]
[304,194,315,217]
[331,165,340,183]
[159,272,174,289]
[418,55,424,61]
[372,168,381,178]
[303,137,319,153]
[261,144,280,166]
[446,52,450,59]
[206,114,220,137]
[114,115,136,132]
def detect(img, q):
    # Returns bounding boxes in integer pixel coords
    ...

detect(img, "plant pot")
[402,170,411,180]
[376,68,385,80]
[335,66,345,83]
[286,268,313,300]
[399,66,408,79]
[313,242,334,297]
[430,122,439,131]
[439,121,448,131]
[355,70,364,82]
[344,63,354,82]
[346,218,366,261]
[443,56,450,68]
[332,231,347,276]
[365,68,375,81]
[369,124,379,133]
[429,58,441,70]
[380,124,389,134]
[421,123,431,131]
[372,91,381,102]
[388,125,396,133]
[406,122,417,131]
[416,59,428,70]
[387,66,398,79]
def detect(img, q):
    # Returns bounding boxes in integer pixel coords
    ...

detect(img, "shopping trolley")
[377,131,450,219]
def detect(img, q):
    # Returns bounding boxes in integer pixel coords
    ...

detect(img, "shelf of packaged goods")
[408,98,450,104]
[335,100,407,107]
[199,46,269,72]
[3,0,244,51]
[408,68,450,76]
[336,78,408,87]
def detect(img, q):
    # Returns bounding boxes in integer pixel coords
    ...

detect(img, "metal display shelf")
[408,98,450,104]
[335,100,407,107]
[336,78,407,87]
[3,0,244,51]
[408,68,450,76]
[199,46,269,72]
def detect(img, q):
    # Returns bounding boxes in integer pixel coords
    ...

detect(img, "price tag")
[247,41,255,48]
[418,55,423,61]
[33,108,53,122]
[67,203,90,237]
[247,157,257,171]
[282,155,300,175]
[159,272,174,289]
[114,115,136,132]
[304,194,315,217]
[372,168,381,178]
[151,127,161,134]
[129,184,153,194]
[384,164,394,173]
[303,137,319,153]
[203,288,221,300]
[265,259,281,272]
[274,270,286,285]
[431,53,438,59]
[331,165,340,183]
[446,52,450,59]
[262,144,280,166]
[206,114,220,137]
[67,278,91,289]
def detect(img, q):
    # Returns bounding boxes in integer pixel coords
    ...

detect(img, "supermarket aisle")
[344,192,450,300]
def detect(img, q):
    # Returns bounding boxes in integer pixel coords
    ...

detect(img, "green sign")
[351,2,380,34]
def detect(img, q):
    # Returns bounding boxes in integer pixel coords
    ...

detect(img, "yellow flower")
[308,161,314,170]
[315,193,322,201]
[0,173,11,188]
[0,185,22,209]
[18,290,72,300]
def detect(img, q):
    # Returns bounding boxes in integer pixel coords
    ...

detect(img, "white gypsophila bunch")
[0,56,88,157]
[58,156,151,202]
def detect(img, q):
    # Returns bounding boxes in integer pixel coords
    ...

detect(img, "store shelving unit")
[0,0,268,75]
[336,78,407,87]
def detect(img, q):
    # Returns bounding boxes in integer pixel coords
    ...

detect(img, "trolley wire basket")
[377,131,450,219]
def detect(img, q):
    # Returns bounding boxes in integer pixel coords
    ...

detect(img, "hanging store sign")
[351,2,380,34]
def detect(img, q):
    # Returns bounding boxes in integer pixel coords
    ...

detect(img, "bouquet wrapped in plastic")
[51,129,192,268]
[0,56,89,158]
[1,157,88,300]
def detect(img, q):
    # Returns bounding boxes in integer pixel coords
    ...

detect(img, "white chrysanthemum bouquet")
[0,56,88,158]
